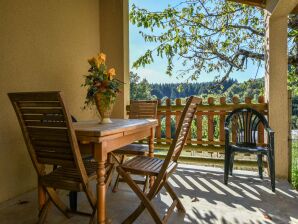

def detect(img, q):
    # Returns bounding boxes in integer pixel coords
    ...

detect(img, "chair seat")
[230,144,268,153]
[114,144,148,156]
[120,156,177,176]
[41,161,112,192]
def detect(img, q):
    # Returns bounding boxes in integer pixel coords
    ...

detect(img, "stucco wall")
[0,0,100,202]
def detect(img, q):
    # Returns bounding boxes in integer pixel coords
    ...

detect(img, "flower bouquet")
[82,53,122,123]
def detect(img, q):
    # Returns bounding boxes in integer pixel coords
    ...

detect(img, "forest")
[130,72,298,129]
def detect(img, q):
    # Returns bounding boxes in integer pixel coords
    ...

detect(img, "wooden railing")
[127,96,268,169]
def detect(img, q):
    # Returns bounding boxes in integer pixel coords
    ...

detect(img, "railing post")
[175,98,181,129]
[166,98,171,144]
[219,97,226,144]
[232,96,239,143]
[197,99,203,146]
[208,97,214,143]
[156,99,162,144]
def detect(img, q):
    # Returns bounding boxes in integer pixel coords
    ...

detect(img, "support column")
[99,0,129,118]
[265,13,289,179]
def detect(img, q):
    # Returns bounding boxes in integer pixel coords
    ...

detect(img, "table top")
[73,119,158,137]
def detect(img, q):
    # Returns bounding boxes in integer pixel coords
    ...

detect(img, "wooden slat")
[166,99,171,141]
[25,120,66,127]
[156,99,162,143]
[196,111,202,145]
[8,92,60,101]
[219,97,226,142]
[36,151,74,160]
[231,96,239,142]
[20,108,63,114]
[32,139,70,148]
[23,114,65,121]
[18,101,61,108]
[175,98,181,129]
[207,97,214,143]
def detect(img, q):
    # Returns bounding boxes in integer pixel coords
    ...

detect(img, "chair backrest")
[225,107,269,146]
[129,100,158,119]
[8,91,88,182]
[156,96,201,180]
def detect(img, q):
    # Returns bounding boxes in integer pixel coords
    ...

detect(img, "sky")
[129,0,265,84]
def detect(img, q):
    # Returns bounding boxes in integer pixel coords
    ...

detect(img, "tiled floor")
[0,164,298,224]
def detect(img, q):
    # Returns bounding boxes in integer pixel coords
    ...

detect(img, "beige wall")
[0,0,100,202]
[99,0,129,118]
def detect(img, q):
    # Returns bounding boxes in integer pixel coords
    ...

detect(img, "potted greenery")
[82,53,122,123]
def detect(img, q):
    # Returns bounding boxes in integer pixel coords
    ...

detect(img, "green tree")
[130,71,155,100]
[130,1,297,83]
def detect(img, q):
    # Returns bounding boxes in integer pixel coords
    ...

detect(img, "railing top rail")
[127,96,268,113]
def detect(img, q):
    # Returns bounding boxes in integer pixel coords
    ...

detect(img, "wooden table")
[73,119,158,224]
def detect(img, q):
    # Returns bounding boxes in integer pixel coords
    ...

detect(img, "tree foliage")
[130,71,156,100]
[130,0,297,83]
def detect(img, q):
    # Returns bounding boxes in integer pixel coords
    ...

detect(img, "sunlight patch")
[185,176,209,192]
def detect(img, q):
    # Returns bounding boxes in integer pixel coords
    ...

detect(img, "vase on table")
[94,92,116,124]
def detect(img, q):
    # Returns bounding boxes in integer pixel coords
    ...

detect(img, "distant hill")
[150,79,236,99]
[150,78,265,102]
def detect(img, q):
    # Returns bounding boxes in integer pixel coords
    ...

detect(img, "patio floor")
[0,164,298,224]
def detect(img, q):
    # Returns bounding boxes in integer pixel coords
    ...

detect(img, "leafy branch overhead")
[130,0,297,82]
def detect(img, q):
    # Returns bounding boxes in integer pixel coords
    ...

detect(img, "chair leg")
[267,152,275,192]
[112,155,125,193]
[117,167,163,224]
[38,199,51,224]
[164,181,185,212]
[106,163,115,189]
[46,188,70,218]
[69,191,77,212]
[89,206,97,224]
[85,186,97,209]
[257,154,263,179]
[224,149,231,185]
[143,175,149,193]
[229,153,235,175]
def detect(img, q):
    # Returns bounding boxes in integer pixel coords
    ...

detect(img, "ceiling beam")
[227,0,266,8]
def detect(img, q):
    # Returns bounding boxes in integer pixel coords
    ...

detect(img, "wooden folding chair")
[111,100,158,193]
[8,91,114,224]
[117,96,201,224]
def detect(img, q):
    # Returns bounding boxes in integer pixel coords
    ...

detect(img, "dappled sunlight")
[185,175,209,192]
[275,188,296,198]
[1,164,298,223]
[211,179,243,198]
[197,177,226,195]
[172,174,194,191]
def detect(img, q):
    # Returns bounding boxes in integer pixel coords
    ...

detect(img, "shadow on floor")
[0,165,297,224]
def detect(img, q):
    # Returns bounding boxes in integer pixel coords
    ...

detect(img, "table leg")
[149,127,155,187]
[95,143,107,224]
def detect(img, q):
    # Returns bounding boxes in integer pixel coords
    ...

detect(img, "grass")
[292,139,298,188]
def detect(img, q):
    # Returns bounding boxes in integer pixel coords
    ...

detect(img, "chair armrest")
[265,127,274,134]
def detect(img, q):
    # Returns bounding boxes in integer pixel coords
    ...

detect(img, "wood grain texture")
[74,119,157,137]
[116,96,201,224]
[8,91,114,223]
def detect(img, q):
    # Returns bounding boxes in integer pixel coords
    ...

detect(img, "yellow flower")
[107,68,116,80]
[88,57,100,68]
[98,53,106,65]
